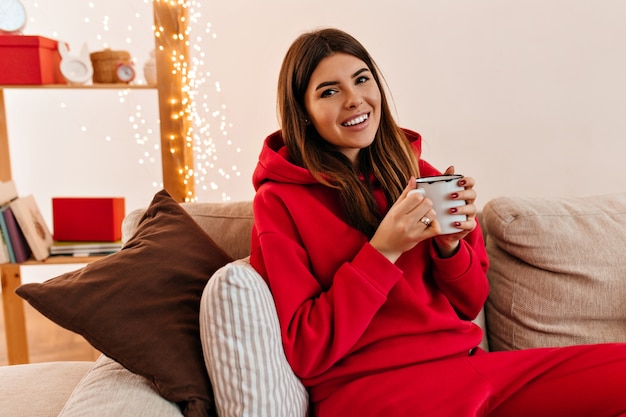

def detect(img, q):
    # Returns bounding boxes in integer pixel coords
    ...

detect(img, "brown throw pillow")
[16,189,233,417]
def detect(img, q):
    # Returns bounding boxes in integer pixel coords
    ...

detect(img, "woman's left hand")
[433,166,478,258]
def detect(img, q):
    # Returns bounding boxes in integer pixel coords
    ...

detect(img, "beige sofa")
[1,191,625,417]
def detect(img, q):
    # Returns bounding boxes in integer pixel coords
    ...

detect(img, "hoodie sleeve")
[416,152,490,319]
[428,225,490,320]
[250,186,404,380]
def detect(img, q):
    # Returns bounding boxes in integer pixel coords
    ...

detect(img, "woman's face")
[304,52,381,164]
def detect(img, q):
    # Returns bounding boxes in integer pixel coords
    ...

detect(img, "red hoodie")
[250,128,489,402]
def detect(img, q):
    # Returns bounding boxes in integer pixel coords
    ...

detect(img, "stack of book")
[49,240,122,257]
[51,196,125,257]
[1,180,125,264]
[0,180,54,263]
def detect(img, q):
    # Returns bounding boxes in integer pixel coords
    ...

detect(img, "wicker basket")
[89,49,132,83]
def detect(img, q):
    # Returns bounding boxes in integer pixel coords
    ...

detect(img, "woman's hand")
[432,166,478,258]
[370,176,441,263]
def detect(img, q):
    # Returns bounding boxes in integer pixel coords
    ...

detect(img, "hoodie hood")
[252,130,318,191]
[252,129,423,191]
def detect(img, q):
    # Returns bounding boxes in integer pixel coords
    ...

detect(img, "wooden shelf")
[0,84,156,89]
[0,2,195,364]
[1,2,194,202]
[17,255,108,265]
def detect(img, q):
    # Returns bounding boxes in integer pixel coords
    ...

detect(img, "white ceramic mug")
[408,174,466,234]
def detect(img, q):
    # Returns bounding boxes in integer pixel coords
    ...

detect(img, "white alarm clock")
[0,0,27,33]
[115,62,136,83]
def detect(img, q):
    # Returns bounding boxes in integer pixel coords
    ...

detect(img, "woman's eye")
[321,88,337,98]
[356,75,369,84]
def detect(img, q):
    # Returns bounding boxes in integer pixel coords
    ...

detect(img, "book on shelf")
[0,180,31,263]
[50,240,122,257]
[0,207,13,263]
[0,225,10,264]
[0,180,18,206]
[9,194,53,261]
[0,205,32,263]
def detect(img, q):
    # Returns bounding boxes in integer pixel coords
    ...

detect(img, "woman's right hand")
[369,177,440,263]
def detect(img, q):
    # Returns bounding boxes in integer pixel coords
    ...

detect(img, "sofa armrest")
[483,192,626,350]
[0,361,93,417]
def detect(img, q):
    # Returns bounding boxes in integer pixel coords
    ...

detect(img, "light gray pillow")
[58,355,183,417]
[483,192,626,351]
[200,258,309,417]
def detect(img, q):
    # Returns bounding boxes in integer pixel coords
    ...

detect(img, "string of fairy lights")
[24,0,240,201]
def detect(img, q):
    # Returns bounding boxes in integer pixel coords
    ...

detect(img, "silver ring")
[419,216,432,228]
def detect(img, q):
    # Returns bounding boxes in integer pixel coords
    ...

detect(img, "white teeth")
[343,114,368,126]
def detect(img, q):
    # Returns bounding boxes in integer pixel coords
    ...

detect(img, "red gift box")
[52,197,125,242]
[0,35,65,85]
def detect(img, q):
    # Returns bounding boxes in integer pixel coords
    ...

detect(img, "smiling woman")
[246,27,626,417]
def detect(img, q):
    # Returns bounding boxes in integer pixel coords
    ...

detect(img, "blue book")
[0,205,16,263]
[0,223,11,263]
[1,206,31,263]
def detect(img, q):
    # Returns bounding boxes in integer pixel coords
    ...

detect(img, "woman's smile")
[341,112,370,128]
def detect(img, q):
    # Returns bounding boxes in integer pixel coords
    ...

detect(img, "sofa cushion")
[181,202,255,260]
[16,189,233,417]
[122,201,254,261]
[0,361,92,417]
[59,355,183,417]
[200,258,309,417]
[483,192,626,350]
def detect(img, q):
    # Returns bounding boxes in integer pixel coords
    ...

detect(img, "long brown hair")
[277,28,419,237]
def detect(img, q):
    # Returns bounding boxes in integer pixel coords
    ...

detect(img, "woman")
[250,28,626,416]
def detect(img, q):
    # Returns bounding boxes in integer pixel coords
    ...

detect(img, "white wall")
[6,0,626,230]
